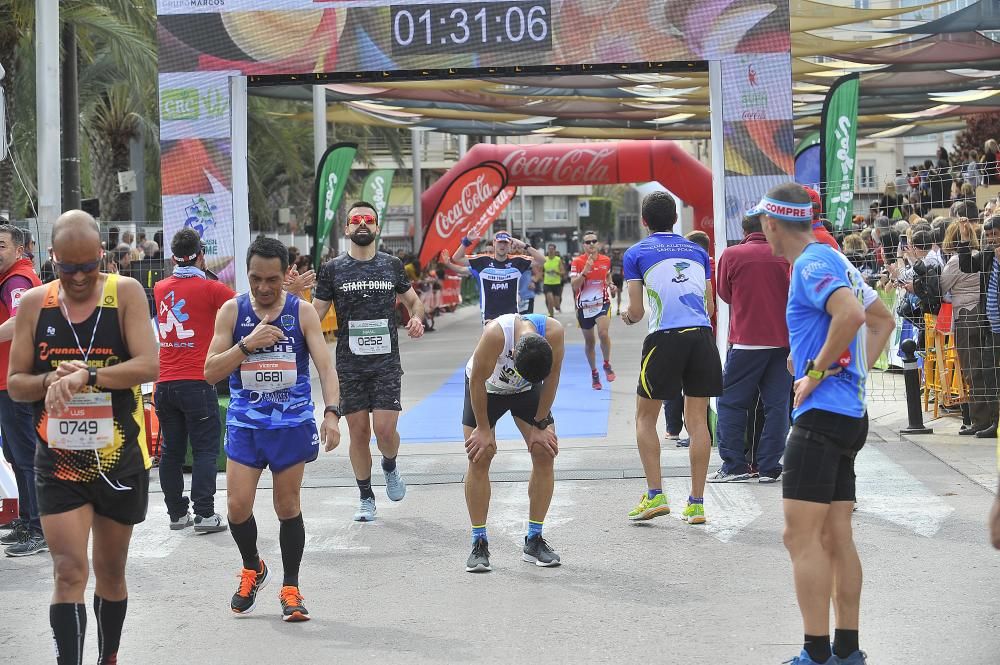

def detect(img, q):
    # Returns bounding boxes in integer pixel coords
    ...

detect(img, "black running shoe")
[522,534,561,567]
[0,521,27,546]
[465,538,492,573]
[4,532,48,557]
[231,559,269,616]
[279,586,310,622]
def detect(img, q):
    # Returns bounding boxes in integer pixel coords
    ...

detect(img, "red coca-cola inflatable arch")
[419,141,713,267]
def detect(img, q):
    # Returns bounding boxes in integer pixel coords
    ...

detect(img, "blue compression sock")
[472,525,487,544]
[647,489,663,500]
[527,520,543,539]
[688,496,704,504]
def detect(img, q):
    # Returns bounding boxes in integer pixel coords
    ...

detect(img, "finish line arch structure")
[418,140,713,266]
[155,0,796,326]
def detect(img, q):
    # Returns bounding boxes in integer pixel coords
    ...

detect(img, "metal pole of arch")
[37,0,61,236]
[412,128,423,254]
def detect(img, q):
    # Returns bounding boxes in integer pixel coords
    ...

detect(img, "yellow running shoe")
[628,493,670,521]
[682,502,706,525]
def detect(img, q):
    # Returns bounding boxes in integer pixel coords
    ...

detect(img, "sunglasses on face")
[54,259,101,275]
[348,214,377,226]
[583,239,598,245]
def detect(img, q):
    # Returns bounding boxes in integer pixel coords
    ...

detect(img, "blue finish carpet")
[397,345,613,443]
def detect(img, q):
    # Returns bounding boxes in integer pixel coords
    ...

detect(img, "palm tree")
[0,0,156,219]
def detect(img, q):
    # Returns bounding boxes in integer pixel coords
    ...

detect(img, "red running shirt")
[154,275,235,382]
[570,254,611,316]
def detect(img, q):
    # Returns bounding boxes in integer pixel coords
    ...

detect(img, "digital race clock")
[390,1,553,57]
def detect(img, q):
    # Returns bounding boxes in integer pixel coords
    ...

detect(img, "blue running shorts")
[225,421,319,472]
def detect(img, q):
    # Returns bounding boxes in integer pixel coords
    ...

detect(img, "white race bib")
[349,319,391,355]
[240,352,297,391]
[580,294,604,318]
[47,392,114,451]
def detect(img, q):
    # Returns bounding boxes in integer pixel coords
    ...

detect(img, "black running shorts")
[637,327,722,400]
[36,468,150,525]
[339,370,403,415]
[462,378,544,430]
[611,273,624,291]
[576,303,610,330]
[782,409,868,504]
[543,284,562,296]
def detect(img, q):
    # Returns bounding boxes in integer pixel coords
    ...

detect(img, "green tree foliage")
[953,111,1000,161]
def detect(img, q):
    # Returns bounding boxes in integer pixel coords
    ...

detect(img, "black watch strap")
[87,367,98,387]
[324,405,342,418]
[533,415,554,430]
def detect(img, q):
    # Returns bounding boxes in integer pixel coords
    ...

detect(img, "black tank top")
[33,274,149,482]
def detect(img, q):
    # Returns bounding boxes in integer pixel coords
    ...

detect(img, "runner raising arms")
[542,244,565,316]
[312,202,425,523]
[204,237,341,622]
[570,231,617,390]
[450,229,544,323]
[463,313,565,572]
[9,210,159,664]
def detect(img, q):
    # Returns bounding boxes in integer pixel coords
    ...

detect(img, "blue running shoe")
[836,651,868,665]
[383,466,406,502]
[782,650,836,665]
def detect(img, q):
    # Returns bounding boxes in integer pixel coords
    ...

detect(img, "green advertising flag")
[820,74,860,231]
[361,169,395,223]
[313,142,358,270]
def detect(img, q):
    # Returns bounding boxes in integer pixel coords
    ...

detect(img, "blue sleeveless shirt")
[227,294,314,429]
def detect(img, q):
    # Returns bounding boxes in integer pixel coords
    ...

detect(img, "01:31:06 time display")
[390,1,553,57]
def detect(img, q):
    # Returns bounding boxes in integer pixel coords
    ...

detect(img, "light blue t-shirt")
[623,232,711,333]
[788,243,868,420]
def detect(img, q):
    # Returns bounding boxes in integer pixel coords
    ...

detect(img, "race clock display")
[390,1,553,57]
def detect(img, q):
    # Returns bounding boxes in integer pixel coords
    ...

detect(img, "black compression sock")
[357,477,375,500]
[50,603,86,665]
[229,514,261,571]
[381,455,397,473]
[94,596,127,665]
[833,629,859,659]
[804,635,832,663]
[279,513,305,587]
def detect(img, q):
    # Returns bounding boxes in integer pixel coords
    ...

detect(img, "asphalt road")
[2,303,998,665]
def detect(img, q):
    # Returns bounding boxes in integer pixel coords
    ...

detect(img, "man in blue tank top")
[205,237,342,623]
[753,182,895,665]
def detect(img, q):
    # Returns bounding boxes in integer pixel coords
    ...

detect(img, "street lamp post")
[37,0,61,243]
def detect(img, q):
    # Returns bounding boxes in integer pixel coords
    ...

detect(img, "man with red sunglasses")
[570,230,616,390]
[312,202,426,523]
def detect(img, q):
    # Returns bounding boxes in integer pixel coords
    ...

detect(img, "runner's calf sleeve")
[229,514,261,571]
[279,513,305,587]
[50,603,86,665]
[94,595,127,665]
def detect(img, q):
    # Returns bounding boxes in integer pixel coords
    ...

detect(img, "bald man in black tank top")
[8,210,159,665]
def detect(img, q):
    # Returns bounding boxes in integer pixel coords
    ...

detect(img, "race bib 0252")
[348,319,392,355]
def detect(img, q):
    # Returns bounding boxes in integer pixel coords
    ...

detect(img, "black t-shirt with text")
[315,252,411,374]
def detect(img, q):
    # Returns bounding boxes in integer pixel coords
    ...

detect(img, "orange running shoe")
[280,586,311,622]
[231,559,269,616]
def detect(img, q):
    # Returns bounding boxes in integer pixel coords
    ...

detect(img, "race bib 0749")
[240,352,297,391]
[348,319,391,355]
[46,392,114,451]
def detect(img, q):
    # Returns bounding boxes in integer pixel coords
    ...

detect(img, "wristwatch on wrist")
[461,237,472,247]
[87,367,98,387]
[804,360,825,381]
[532,414,555,430]
[324,405,342,418]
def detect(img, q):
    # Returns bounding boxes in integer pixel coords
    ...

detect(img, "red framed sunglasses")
[348,214,377,226]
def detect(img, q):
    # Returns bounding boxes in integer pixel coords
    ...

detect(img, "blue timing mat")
[398,344,612,443]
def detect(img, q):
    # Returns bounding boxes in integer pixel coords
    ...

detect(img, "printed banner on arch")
[419,162,516,267]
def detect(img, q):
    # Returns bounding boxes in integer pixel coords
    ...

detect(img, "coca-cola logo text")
[502,148,615,184]
[433,171,503,238]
